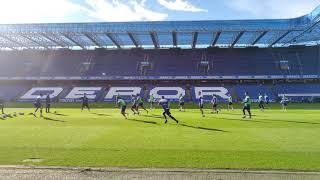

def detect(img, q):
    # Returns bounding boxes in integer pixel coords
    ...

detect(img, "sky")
[0,0,319,24]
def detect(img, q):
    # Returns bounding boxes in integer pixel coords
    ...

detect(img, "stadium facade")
[0,5,320,103]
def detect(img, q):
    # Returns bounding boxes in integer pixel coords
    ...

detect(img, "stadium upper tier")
[0,5,320,50]
[0,46,319,80]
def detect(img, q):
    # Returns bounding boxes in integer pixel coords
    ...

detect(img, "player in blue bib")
[158,96,178,124]
[81,93,90,112]
[45,94,51,113]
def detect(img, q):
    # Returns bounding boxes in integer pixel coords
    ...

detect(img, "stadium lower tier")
[0,82,319,103]
[0,46,319,80]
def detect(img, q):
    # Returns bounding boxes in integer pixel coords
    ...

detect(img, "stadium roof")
[0,5,320,50]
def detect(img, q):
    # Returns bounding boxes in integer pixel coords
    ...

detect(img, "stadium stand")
[0,5,320,103]
[0,46,319,78]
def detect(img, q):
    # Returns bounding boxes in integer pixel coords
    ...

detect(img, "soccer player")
[117,96,128,119]
[115,94,120,107]
[136,94,149,114]
[242,92,252,119]
[33,94,43,118]
[280,95,288,111]
[81,93,90,112]
[258,93,265,111]
[198,92,205,117]
[45,94,51,113]
[158,96,178,124]
[227,94,234,111]
[211,95,219,114]
[264,94,270,105]
[0,97,4,114]
[149,94,155,109]
[178,93,185,112]
[130,94,138,115]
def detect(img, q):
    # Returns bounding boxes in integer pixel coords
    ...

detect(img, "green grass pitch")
[0,103,320,171]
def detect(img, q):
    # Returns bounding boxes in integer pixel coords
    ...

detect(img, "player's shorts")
[121,106,126,113]
[34,103,42,108]
[179,102,185,106]
[0,104,3,108]
[259,101,264,106]
[164,108,171,115]
[212,103,217,108]
[199,103,204,109]
[131,104,137,109]
[82,102,89,107]
[243,105,251,110]
[46,103,51,108]
[265,101,269,104]
[282,102,288,106]
[228,102,233,106]
[138,102,144,107]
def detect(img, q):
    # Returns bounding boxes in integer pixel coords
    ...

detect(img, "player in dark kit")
[158,96,178,124]
[81,93,90,112]
[130,94,138,115]
[242,92,252,119]
[135,94,149,114]
[33,94,43,118]
[117,96,128,119]
[258,93,264,111]
[198,92,205,117]
[0,97,5,114]
[45,94,51,113]
[178,94,185,112]
[211,95,219,114]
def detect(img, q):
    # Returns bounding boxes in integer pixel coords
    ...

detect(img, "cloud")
[84,0,168,21]
[0,0,83,24]
[225,0,320,19]
[157,0,207,12]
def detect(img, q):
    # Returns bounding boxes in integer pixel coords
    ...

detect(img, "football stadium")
[0,1,320,179]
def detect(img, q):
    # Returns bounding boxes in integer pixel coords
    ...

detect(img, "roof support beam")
[251,31,268,45]
[212,31,221,46]
[84,33,102,47]
[231,31,244,48]
[63,33,86,49]
[150,32,159,49]
[105,33,121,48]
[19,34,49,49]
[286,20,320,44]
[128,32,140,48]
[172,31,177,47]
[0,34,26,48]
[268,31,291,47]
[40,33,67,47]
[191,32,198,49]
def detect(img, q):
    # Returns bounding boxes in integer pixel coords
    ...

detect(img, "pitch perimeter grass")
[0,104,319,170]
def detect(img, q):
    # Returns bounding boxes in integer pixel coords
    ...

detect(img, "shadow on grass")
[216,116,320,125]
[91,112,111,117]
[181,123,229,133]
[214,116,267,123]
[259,119,320,125]
[53,113,68,116]
[43,116,66,123]
[140,114,164,119]
[126,118,158,125]
[219,112,257,117]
